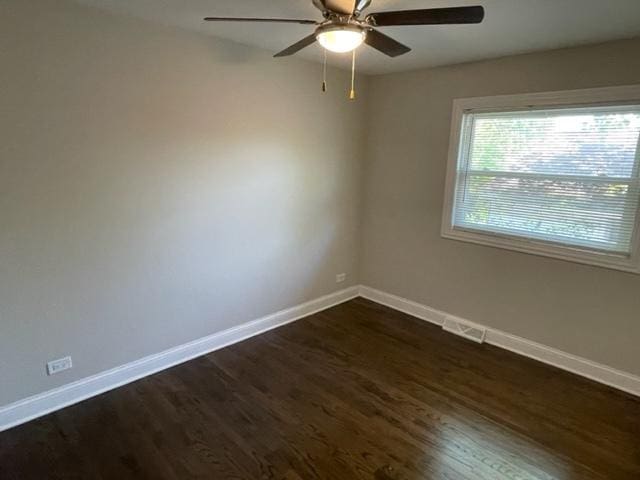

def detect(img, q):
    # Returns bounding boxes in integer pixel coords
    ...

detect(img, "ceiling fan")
[204,1,485,58]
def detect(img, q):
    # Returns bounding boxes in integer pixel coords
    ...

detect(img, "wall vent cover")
[442,316,487,344]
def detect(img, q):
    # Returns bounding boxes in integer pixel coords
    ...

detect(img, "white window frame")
[442,84,640,274]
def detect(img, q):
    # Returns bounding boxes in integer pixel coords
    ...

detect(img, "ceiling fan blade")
[312,0,357,15]
[204,17,318,25]
[366,6,485,26]
[274,34,318,57]
[364,29,411,57]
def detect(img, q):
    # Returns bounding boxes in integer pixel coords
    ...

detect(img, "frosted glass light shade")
[317,27,365,53]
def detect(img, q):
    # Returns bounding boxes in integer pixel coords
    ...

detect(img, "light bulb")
[316,26,365,53]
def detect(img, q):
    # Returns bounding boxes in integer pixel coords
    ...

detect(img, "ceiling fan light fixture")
[316,24,366,53]
[205,3,486,59]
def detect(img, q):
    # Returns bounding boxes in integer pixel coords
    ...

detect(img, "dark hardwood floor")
[1,298,639,479]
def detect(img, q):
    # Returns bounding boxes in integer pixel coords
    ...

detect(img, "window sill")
[441,226,640,274]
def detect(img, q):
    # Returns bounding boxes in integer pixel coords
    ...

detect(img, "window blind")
[453,105,640,255]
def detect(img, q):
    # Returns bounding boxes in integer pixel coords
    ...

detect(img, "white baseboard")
[3,283,638,433]
[0,286,359,433]
[485,329,640,397]
[358,286,448,325]
[359,285,640,398]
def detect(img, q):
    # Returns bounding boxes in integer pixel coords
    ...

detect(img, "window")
[442,85,640,273]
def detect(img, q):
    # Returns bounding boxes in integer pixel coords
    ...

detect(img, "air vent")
[442,316,486,344]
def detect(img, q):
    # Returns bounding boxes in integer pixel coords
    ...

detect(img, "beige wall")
[3,0,640,410]
[361,38,640,376]
[0,0,368,406]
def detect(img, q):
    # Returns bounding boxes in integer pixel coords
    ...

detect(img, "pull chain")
[322,49,327,93]
[349,49,356,100]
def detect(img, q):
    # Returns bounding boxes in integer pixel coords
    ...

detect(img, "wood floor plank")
[1,298,638,479]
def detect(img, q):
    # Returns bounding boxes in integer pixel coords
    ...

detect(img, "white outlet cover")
[336,273,347,283]
[47,356,73,376]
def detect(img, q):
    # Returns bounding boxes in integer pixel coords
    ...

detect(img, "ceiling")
[74,0,640,75]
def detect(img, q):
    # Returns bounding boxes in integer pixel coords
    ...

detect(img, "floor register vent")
[442,316,487,344]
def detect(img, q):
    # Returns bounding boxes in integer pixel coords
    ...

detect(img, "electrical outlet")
[47,356,72,376]
[336,273,347,283]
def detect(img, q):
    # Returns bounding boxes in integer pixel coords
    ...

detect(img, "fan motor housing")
[312,0,372,17]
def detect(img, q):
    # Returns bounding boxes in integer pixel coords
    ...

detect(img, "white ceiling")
[75,0,640,75]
